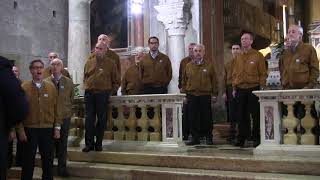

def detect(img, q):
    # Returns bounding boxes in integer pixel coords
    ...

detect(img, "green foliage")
[74,84,80,97]
[275,35,285,58]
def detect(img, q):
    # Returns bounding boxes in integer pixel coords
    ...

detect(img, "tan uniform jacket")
[140,52,172,87]
[181,60,218,96]
[84,54,120,94]
[19,80,61,129]
[279,42,319,89]
[224,58,235,92]
[106,49,121,75]
[232,49,267,89]
[178,56,192,90]
[121,64,142,95]
[43,67,71,79]
[45,76,74,120]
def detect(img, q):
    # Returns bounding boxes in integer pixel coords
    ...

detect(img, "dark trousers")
[182,102,190,139]
[226,85,238,139]
[0,133,8,180]
[187,94,213,140]
[8,134,23,168]
[55,118,70,171]
[142,86,168,94]
[237,86,260,141]
[85,91,109,148]
[21,128,54,180]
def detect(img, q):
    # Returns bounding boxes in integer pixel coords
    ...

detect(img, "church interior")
[1,0,320,179]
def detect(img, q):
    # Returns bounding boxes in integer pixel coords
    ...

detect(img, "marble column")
[155,0,191,94]
[68,0,91,94]
[308,0,320,82]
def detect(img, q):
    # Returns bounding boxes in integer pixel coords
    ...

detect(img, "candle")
[283,5,287,38]
[289,7,293,15]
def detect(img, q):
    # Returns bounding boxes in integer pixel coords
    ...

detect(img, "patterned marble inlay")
[264,106,274,140]
[166,108,173,138]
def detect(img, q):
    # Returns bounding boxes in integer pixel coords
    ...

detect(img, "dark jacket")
[0,56,28,134]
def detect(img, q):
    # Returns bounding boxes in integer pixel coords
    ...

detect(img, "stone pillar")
[155,0,191,94]
[134,14,144,47]
[68,0,91,94]
[308,0,320,81]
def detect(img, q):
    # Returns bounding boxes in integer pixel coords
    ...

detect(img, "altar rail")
[69,94,185,147]
[253,89,320,157]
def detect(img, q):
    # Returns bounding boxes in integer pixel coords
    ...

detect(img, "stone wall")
[0,0,68,80]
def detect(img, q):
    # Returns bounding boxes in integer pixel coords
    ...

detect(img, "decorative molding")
[253,89,320,102]
[154,0,191,36]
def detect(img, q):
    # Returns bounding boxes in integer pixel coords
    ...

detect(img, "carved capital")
[154,0,191,36]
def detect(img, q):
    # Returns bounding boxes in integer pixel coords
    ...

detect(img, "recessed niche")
[13,1,18,9]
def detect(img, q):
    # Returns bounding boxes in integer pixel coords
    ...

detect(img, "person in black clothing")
[0,56,28,180]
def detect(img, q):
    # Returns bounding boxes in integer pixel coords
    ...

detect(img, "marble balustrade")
[69,94,185,147]
[253,89,320,157]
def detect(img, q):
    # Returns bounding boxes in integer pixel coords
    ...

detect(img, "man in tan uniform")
[182,44,218,145]
[140,36,172,94]
[232,32,267,147]
[43,52,71,79]
[223,43,241,143]
[280,24,319,89]
[18,59,61,180]
[82,42,120,152]
[179,42,196,140]
[45,58,74,177]
[121,47,144,95]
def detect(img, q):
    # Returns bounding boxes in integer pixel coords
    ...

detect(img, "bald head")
[48,52,59,62]
[288,25,303,44]
[95,42,107,58]
[50,58,63,76]
[12,66,20,78]
[97,34,111,47]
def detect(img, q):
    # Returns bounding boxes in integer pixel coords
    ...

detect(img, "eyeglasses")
[32,66,44,69]
[49,56,57,59]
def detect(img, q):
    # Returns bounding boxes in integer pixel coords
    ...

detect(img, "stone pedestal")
[155,0,191,94]
[68,0,91,94]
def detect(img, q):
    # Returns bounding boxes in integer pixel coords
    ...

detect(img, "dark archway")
[90,0,128,48]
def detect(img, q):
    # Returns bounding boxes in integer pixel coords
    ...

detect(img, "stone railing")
[69,94,185,149]
[253,89,320,157]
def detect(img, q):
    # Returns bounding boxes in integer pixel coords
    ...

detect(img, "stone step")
[67,146,320,176]
[7,161,320,180]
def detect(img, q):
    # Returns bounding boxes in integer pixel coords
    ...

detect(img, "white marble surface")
[68,0,91,95]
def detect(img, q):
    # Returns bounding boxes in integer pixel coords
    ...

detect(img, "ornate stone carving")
[154,0,191,36]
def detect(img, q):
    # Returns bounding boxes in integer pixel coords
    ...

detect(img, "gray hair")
[193,44,205,51]
[50,58,63,66]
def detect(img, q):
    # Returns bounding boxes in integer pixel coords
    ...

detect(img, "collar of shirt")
[290,42,299,53]
[194,58,204,65]
[150,51,158,60]
[32,80,43,89]
[51,74,62,81]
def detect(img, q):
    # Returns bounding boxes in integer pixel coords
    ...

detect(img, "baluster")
[72,101,85,146]
[137,105,149,141]
[113,106,125,140]
[105,105,114,140]
[282,101,298,144]
[125,105,137,140]
[300,101,316,145]
[149,105,162,141]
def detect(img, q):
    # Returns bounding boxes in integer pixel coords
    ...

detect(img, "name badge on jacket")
[203,69,207,72]
[44,93,49,97]
[295,59,301,63]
